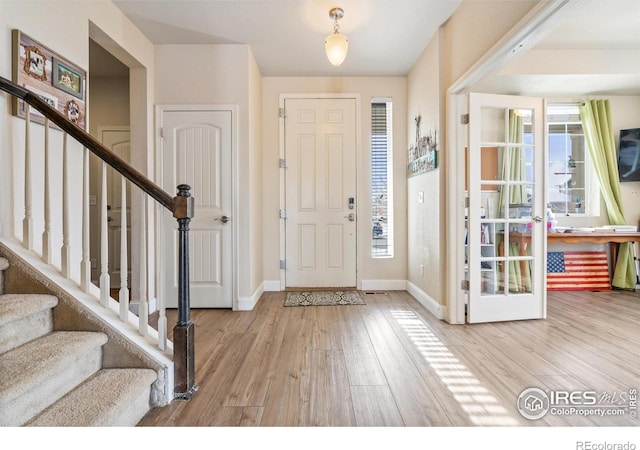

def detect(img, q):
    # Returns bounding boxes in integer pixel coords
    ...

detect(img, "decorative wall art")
[12,29,86,129]
[407,115,438,177]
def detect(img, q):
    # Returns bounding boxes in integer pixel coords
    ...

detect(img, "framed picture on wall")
[24,45,47,81]
[52,57,84,99]
[12,29,87,130]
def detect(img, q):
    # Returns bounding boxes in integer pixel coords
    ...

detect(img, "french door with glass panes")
[466,93,547,323]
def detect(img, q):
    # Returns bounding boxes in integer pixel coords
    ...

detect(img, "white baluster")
[80,148,91,292]
[100,161,110,306]
[157,277,167,350]
[42,118,52,264]
[119,176,130,321]
[23,104,33,250]
[60,133,71,278]
[139,194,148,336]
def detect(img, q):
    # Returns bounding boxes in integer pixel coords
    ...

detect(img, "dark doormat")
[284,290,365,307]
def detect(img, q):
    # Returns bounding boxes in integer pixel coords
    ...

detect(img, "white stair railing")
[1,75,197,399]
[18,96,163,350]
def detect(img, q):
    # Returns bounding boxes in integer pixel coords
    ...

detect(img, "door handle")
[344,213,355,222]
[215,215,231,224]
[532,215,543,223]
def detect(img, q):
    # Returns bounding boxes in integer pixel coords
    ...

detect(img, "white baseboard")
[406,281,444,320]
[360,279,407,291]
[237,282,264,311]
[263,280,281,291]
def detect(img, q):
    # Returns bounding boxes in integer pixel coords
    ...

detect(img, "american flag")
[547,251,610,291]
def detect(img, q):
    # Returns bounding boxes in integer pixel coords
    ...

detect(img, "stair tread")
[27,368,157,426]
[0,331,107,404]
[0,294,58,327]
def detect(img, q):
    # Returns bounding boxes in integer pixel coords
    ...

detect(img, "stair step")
[0,294,58,354]
[27,368,157,426]
[0,331,107,426]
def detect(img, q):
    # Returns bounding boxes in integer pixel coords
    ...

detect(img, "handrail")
[0,76,173,211]
[0,75,196,400]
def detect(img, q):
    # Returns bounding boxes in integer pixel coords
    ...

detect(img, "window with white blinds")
[371,99,393,257]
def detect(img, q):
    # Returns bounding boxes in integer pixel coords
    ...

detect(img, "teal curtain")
[579,100,636,290]
[498,110,531,293]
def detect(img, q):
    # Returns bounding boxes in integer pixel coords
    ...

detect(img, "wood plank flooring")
[138,289,640,427]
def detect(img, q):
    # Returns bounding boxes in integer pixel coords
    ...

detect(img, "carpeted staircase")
[0,256,158,426]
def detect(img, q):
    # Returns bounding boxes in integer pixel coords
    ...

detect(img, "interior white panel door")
[160,109,233,308]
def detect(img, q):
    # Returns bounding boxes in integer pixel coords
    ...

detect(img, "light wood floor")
[139,289,640,427]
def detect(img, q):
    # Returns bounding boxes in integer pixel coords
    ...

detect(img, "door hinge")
[465,197,470,208]
[280,259,286,270]
[279,158,286,169]
[279,209,286,219]
[279,107,286,118]
[461,114,469,125]
[461,279,469,291]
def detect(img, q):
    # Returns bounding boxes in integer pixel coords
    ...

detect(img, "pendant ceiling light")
[324,7,348,67]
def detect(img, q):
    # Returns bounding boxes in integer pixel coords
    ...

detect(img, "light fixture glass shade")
[324,32,349,66]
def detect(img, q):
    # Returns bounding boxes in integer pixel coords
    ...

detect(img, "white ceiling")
[104,0,640,95]
[112,0,461,76]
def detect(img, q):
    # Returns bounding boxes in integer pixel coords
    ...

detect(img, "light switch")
[418,191,424,203]
[89,195,97,206]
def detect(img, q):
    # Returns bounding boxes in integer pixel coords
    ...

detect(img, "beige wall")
[441,1,538,88]
[261,77,408,286]
[406,32,444,302]
[88,77,130,136]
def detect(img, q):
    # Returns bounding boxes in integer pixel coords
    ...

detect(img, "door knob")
[344,213,355,222]
[532,215,543,223]
[216,215,230,224]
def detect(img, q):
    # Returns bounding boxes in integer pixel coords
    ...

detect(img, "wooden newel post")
[172,184,196,399]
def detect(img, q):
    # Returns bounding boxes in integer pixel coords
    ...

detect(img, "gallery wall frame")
[12,29,87,129]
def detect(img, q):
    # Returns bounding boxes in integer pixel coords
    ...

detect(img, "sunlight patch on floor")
[391,310,519,426]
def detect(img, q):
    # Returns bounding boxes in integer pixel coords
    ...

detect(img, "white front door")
[467,93,546,323]
[159,108,233,308]
[99,127,131,288]
[284,97,357,287]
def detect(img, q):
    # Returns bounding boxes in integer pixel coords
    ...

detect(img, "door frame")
[445,0,582,324]
[278,93,361,290]
[155,104,239,309]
